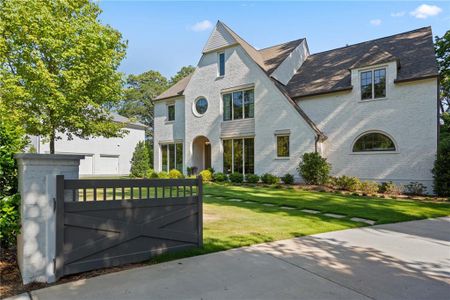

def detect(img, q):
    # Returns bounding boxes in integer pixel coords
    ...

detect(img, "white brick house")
[153,21,438,190]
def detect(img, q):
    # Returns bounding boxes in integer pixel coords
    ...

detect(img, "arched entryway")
[192,136,211,172]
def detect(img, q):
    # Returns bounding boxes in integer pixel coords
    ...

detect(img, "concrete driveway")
[25,217,450,300]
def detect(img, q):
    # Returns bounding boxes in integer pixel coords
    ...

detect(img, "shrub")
[0,118,27,198]
[229,172,244,184]
[130,141,151,177]
[378,181,402,195]
[433,113,450,196]
[404,182,427,195]
[245,174,260,184]
[0,194,20,248]
[144,169,158,179]
[186,166,196,176]
[199,169,213,182]
[297,152,331,185]
[207,167,215,174]
[281,173,294,185]
[168,169,183,179]
[261,173,279,184]
[335,176,361,191]
[158,171,169,179]
[359,181,379,194]
[213,172,228,182]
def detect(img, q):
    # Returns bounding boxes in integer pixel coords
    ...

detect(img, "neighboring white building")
[31,113,147,177]
[153,21,438,190]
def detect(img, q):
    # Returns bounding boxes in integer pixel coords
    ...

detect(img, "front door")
[204,143,211,170]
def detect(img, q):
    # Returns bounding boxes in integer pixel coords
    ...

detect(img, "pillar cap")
[15,153,85,160]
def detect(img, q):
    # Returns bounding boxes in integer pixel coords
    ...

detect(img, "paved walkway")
[16,217,450,300]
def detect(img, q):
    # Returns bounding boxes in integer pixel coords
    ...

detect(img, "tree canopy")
[435,31,450,115]
[170,65,195,85]
[116,65,195,134]
[0,0,127,153]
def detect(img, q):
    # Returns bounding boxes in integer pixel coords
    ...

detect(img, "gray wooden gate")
[54,175,203,279]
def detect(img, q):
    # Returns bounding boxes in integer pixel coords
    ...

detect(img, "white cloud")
[370,19,382,26]
[410,4,442,19]
[189,20,213,32]
[391,11,406,17]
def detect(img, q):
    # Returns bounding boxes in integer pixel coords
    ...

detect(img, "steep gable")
[203,21,237,53]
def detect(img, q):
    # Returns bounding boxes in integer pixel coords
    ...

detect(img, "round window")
[195,97,208,115]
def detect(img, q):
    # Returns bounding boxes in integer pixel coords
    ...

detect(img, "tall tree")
[170,65,195,85]
[435,31,450,115]
[0,0,127,153]
[117,65,195,133]
[118,71,169,131]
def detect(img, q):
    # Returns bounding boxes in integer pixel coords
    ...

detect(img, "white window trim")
[359,67,387,101]
[275,133,290,159]
[192,97,208,118]
[222,88,255,122]
[350,130,399,154]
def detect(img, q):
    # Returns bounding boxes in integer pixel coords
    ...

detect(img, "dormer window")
[218,52,225,76]
[361,68,386,100]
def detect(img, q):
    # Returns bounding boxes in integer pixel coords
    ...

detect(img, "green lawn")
[150,183,450,263]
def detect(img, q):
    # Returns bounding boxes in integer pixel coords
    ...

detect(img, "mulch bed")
[0,248,148,299]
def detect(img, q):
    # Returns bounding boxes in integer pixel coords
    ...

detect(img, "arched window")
[353,132,396,152]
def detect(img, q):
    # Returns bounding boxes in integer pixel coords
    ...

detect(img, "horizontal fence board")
[64,197,199,212]
[64,178,198,189]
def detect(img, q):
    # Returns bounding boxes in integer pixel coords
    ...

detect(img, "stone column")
[15,154,83,284]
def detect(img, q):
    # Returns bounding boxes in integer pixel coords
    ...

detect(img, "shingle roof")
[287,27,438,98]
[154,73,193,101]
[259,38,306,74]
[111,112,147,129]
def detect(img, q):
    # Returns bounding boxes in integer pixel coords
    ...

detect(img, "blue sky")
[98,1,450,78]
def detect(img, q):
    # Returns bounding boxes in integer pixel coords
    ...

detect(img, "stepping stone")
[301,209,320,214]
[324,213,345,219]
[263,203,275,207]
[351,217,376,225]
[228,198,242,202]
[280,206,295,210]
[213,196,225,199]
[244,201,253,204]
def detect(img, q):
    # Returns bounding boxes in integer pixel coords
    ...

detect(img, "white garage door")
[96,155,119,175]
[79,155,94,175]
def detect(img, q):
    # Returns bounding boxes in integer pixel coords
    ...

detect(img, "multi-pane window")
[218,52,225,76]
[276,135,290,157]
[223,138,254,175]
[360,68,386,100]
[167,104,175,121]
[353,132,395,152]
[223,89,254,121]
[161,143,183,171]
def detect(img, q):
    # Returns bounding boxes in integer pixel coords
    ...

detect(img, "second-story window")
[223,89,254,121]
[361,68,386,100]
[167,104,175,121]
[218,52,225,76]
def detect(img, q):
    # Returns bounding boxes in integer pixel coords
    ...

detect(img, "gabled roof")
[111,112,147,129]
[154,73,193,101]
[287,27,438,99]
[259,38,305,74]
